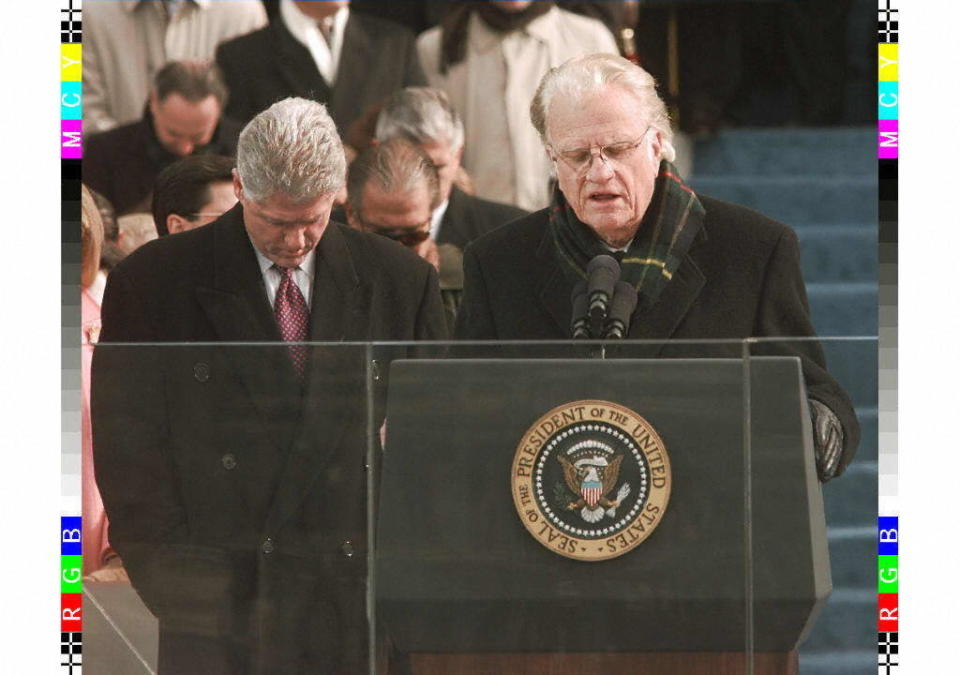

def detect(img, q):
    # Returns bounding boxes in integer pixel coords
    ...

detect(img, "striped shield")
[581,480,603,507]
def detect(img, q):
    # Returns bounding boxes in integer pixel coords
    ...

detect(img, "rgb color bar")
[61,1,83,672]
[876,3,898,671]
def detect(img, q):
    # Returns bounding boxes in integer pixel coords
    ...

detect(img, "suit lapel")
[330,14,371,128]
[266,225,371,533]
[272,20,332,103]
[437,187,471,248]
[626,253,706,353]
[534,228,577,336]
[194,207,303,451]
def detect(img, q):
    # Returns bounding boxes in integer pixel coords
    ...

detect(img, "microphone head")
[608,280,639,322]
[586,255,620,306]
[586,254,621,285]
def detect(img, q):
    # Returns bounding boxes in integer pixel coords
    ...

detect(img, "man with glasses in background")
[455,53,860,482]
[346,137,464,329]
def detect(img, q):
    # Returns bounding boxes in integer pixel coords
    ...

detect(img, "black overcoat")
[454,195,860,474]
[435,186,528,251]
[83,113,243,216]
[215,12,426,133]
[91,204,447,674]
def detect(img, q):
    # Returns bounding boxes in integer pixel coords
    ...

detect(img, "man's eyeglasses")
[362,221,431,248]
[551,127,652,173]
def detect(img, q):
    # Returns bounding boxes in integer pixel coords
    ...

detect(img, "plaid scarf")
[550,161,706,313]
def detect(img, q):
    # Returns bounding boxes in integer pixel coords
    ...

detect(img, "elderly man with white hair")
[455,54,859,481]
[92,97,446,674]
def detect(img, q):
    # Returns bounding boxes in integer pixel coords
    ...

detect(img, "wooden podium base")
[402,651,798,675]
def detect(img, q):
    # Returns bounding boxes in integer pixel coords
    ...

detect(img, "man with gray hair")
[92,97,446,673]
[374,86,527,251]
[456,53,860,482]
[346,136,474,328]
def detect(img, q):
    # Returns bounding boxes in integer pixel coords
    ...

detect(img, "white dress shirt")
[429,198,450,241]
[251,243,316,310]
[280,0,349,85]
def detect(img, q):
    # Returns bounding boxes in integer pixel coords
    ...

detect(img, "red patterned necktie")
[274,265,309,378]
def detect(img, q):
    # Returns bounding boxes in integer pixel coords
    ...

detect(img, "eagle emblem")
[558,451,632,523]
[511,400,671,561]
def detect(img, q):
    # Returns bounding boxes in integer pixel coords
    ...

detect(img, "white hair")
[236,97,346,203]
[530,53,676,163]
[375,87,465,152]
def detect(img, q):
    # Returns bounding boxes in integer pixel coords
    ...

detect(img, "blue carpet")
[692,128,878,664]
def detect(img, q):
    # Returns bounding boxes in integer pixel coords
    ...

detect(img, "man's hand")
[809,398,844,482]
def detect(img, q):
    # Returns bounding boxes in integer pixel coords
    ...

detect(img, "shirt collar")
[429,198,450,241]
[250,234,317,281]
[281,0,349,47]
[125,0,207,13]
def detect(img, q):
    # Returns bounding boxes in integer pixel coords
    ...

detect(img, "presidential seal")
[511,400,671,561]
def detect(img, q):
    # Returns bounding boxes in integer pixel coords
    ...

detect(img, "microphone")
[602,281,638,340]
[586,255,620,326]
[570,281,590,339]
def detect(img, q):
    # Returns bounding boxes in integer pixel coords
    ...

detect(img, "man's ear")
[648,130,663,162]
[232,169,243,201]
[167,214,190,235]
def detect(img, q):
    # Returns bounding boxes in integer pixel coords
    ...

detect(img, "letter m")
[62,131,82,148]
[879,132,899,148]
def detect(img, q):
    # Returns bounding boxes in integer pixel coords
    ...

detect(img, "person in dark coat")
[216,0,426,137]
[84,60,242,216]
[92,97,447,674]
[455,54,859,480]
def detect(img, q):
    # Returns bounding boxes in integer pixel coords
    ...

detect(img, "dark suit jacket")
[83,112,243,216]
[91,204,446,674]
[215,12,426,133]
[454,195,860,474]
[436,186,528,251]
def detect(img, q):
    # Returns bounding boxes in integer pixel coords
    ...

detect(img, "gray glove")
[809,398,844,482]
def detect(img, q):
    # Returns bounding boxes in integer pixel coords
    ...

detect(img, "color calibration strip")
[61,0,83,672]
[877,1,898,673]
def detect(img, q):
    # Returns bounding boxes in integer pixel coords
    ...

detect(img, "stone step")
[692,127,876,177]
[799,587,875,652]
[823,461,876,528]
[826,525,876,589]
[806,282,878,337]
[851,407,878,463]
[690,175,877,226]
[798,648,876,675]
[798,224,877,284]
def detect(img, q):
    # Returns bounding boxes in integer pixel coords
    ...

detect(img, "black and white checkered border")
[60,631,82,673]
[878,0,899,43]
[61,0,82,44]
[878,632,898,674]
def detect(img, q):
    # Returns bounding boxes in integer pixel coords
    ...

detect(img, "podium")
[376,357,830,675]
